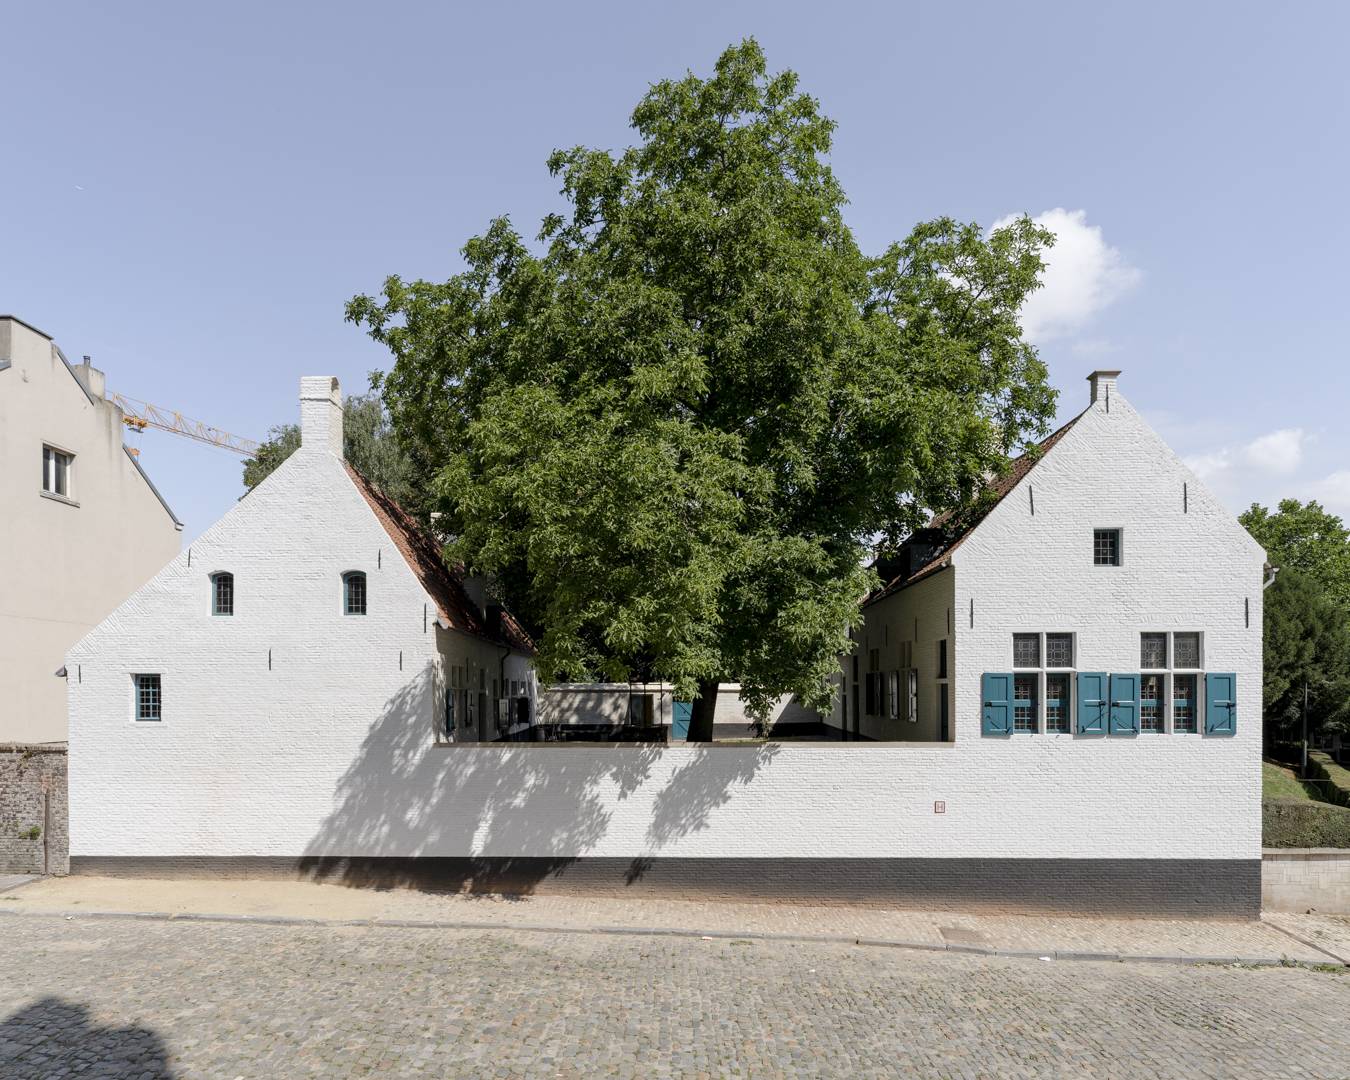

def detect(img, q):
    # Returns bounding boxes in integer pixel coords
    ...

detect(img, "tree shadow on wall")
[299,671,780,897]
[0,997,174,1079]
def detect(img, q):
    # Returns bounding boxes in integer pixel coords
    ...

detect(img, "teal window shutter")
[1077,672,1108,734]
[1109,673,1140,735]
[1205,673,1237,735]
[982,673,1012,735]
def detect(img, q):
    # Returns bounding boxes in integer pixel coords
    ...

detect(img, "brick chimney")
[1087,370,1121,409]
[299,376,343,457]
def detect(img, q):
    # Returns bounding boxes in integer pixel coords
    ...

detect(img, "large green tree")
[1241,499,1350,743]
[242,392,417,509]
[1241,498,1350,610]
[347,40,1057,740]
[1261,568,1350,740]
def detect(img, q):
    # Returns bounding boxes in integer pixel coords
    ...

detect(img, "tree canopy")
[346,39,1057,739]
[242,392,416,509]
[1242,499,1350,741]
[1241,498,1350,610]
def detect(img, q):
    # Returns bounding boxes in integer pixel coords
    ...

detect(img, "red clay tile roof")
[345,463,535,654]
[866,411,1084,605]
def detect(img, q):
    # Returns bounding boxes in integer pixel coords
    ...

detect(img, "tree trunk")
[686,678,720,743]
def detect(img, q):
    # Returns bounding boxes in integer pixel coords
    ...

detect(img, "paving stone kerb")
[0,745,67,875]
[2,917,1348,1079]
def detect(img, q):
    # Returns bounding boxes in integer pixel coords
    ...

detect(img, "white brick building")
[67,370,1265,916]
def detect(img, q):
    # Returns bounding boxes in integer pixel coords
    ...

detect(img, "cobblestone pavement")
[2,915,1348,1078]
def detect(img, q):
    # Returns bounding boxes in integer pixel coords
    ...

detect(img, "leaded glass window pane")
[1013,675,1037,732]
[1045,673,1070,733]
[1173,674,1197,732]
[1174,632,1201,668]
[1045,633,1073,668]
[1140,632,1167,669]
[1140,674,1163,732]
[1013,633,1040,668]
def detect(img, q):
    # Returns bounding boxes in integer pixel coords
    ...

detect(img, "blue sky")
[6,1,1347,540]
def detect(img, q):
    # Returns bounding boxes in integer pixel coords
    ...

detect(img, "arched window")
[211,572,234,616]
[343,571,367,615]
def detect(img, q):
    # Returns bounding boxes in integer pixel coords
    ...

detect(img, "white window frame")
[1140,631,1205,733]
[1010,632,1077,734]
[41,443,77,503]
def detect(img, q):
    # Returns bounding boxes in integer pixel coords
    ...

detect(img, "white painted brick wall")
[68,382,1263,866]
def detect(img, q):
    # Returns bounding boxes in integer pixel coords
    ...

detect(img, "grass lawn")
[1263,759,1315,800]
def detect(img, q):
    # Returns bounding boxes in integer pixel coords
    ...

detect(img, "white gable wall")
[69,447,443,855]
[948,385,1265,860]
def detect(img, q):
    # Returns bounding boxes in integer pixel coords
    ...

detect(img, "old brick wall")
[0,744,68,874]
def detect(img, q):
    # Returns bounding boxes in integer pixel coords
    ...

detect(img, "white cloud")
[1310,470,1350,516]
[991,208,1142,344]
[1242,429,1306,475]
[1184,428,1309,497]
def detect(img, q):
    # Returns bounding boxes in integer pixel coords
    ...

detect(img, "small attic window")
[1093,529,1121,566]
[211,572,234,616]
[343,571,367,615]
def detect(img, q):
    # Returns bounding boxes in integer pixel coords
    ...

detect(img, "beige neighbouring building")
[0,315,182,743]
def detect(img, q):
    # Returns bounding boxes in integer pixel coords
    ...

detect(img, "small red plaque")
[934,800,946,814]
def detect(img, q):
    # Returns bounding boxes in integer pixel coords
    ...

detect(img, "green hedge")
[1304,751,1350,808]
[1263,797,1350,848]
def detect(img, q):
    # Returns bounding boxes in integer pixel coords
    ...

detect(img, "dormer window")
[211,572,234,616]
[343,571,367,615]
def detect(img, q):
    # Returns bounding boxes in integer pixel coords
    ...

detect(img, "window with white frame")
[1140,632,1204,733]
[1010,632,1076,733]
[42,445,74,499]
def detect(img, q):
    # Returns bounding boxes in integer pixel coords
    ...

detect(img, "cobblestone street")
[1,914,1347,1078]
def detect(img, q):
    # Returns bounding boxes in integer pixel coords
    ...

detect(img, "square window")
[1093,529,1121,566]
[1013,674,1038,732]
[1013,633,1040,668]
[1045,633,1073,668]
[1173,674,1198,732]
[1140,674,1163,732]
[1140,632,1167,669]
[134,674,161,721]
[1174,632,1201,669]
[1045,673,1071,733]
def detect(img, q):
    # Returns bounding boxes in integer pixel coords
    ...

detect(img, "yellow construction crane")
[108,391,261,458]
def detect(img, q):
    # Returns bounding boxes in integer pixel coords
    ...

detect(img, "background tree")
[242,392,417,510]
[347,40,1057,740]
[1261,568,1350,743]
[1242,499,1350,746]
[1241,498,1350,610]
